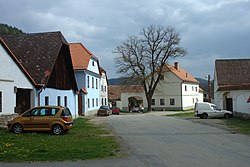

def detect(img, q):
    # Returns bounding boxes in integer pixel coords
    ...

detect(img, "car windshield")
[100,106,109,110]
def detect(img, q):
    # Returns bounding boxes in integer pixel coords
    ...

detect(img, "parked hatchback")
[97,106,111,116]
[7,106,73,135]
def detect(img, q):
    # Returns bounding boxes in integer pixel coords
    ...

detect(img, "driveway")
[1,113,250,167]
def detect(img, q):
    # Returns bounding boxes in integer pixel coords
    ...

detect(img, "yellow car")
[7,106,73,135]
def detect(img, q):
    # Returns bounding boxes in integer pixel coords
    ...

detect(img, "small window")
[92,77,94,88]
[92,60,95,66]
[160,99,165,105]
[96,79,98,89]
[92,98,94,107]
[104,86,107,92]
[51,108,60,116]
[0,91,2,112]
[170,98,175,106]
[45,96,49,106]
[57,96,61,106]
[152,99,155,105]
[185,85,187,91]
[61,108,72,116]
[96,98,98,106]
[87,76,90,88]
[102,98,104,105]
[101,85,103,92]
[64,96,67,107]
[88,99,90,108]
[160,75,164,80]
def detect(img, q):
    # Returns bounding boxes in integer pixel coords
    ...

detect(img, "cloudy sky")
[1,0,250,79]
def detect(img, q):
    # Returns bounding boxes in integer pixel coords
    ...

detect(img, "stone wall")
[234,112,250,119]
[0,114,18,128]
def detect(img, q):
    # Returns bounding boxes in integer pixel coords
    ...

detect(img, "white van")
[194,102,233,119]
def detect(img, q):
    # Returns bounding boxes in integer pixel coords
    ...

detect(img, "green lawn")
[225,118,250,134]
[0,118,120,162]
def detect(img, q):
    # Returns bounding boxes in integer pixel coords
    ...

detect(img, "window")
[92,60,95,66]
[170,98,175,105]
[64,96,67,107]
[193,98,195,104]
[92,77,94,88]
[104,86,106,92]
[192,86,194,91]
[185,85,187,91]
[152,99,155,105]
[0,91,2,112]
[96,79,98,89]
[101,85,103,92]
[195,87,198,92]
[45,96,49,105]
[160,75,164,80]
[160,99,165,105]
[92,98,94,107]
[57,96,61,106]
[87,76,90,88]
[102,98,104,105]
[88,99,90,108]
[96,98,98,106]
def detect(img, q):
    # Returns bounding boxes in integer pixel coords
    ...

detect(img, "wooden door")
[16,88,31,114]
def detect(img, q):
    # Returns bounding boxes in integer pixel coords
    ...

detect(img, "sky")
[1,0,250,80]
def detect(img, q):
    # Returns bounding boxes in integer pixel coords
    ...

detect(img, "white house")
[100,67,109,106]
[0,32,78,118]
[109,62,202,111]
[214,59,250,118]
[69,43,101,116]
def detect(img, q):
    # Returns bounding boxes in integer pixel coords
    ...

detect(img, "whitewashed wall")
[39,88,78,118]
[0,44,33,115]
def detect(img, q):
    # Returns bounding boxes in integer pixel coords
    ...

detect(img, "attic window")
[92,61,95,66]
[160,75,164,80]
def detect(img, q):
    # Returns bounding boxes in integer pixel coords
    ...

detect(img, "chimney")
[174,62,179,70]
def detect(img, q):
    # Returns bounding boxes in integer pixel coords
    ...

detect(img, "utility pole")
[207,74,211,103]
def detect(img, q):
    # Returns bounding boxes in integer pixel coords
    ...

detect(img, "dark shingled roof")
[0,32,67,86]
[215,59,250,91]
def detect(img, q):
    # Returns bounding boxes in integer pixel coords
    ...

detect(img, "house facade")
[100,68,108,106]
[0,32,78,118]
[109,62,202,111]
[69,43,101,116]
[214,59,250,118]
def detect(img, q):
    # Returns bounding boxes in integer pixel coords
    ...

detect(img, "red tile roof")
[215,59,250,91]
[163,63,199,83]
[69,43,99,70]
[108,85,144,100]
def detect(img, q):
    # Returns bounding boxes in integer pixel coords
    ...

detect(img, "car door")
[22,108,40,130]
[32,108,50,130]
[211,105,223,117]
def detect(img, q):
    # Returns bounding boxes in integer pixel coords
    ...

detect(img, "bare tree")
[114,25,186,111]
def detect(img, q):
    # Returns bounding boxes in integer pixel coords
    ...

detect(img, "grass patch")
[166,112,194,117]
[0,118,120,162]
[225,118,250,134]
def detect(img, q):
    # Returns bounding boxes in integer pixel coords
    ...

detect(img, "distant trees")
[114,25,186,111]
[0,23,24,35]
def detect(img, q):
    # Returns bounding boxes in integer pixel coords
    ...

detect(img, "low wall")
[234,112,250,119]
[0,114,18,128]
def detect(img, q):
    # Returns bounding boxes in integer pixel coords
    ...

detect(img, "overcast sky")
[1,0,250,79]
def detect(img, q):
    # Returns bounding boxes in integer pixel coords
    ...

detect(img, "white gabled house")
[214,59,250,118]
[69,43,101,116]
[0,32,78,117]
[109,62,202,111]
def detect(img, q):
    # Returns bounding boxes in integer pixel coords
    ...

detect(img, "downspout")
[180,81,184,111]
[37,85,45,106]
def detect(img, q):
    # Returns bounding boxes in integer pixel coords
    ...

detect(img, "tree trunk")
[146,92,153,112]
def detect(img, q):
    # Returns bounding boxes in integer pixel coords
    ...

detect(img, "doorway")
[16,88,31,114]
[226,98,233,111]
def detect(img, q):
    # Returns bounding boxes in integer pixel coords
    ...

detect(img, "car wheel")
[224,113,230,119]
[13,123,23,134]
[202,113,208,119]
[52,124,64,135]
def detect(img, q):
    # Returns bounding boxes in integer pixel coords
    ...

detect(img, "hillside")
[0,23,24,35]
